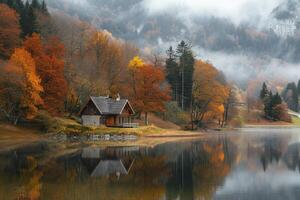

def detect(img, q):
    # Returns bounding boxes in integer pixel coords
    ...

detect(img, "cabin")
[91,159,135,178]
[80,96,136,127]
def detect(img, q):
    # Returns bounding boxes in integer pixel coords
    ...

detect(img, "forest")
[0,0,298,132]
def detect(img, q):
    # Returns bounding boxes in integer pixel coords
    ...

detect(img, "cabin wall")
[105,116,115,126]
[81,100,101,115]
[82,115,101,126]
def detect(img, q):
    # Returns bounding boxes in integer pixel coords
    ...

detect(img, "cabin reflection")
[81,146,146,178]
[91,159,134,178]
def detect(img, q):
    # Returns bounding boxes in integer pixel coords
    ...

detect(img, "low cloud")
[194,48,300,86]
[142,0,283,25]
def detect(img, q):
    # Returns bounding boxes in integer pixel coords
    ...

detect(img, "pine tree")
[6,0,13,7]
[21,4,40,37]
[297,79,300,95]
[41,0,48,14]
[31,0,41,9]
[176,41,194,110]
[283,82,299,112]
[272,92,282,106]
[264,90,272,118]
[165,46,180,102]
[260,82,268,100]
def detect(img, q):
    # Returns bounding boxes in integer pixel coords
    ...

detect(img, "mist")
[195,48,300,88]
[142,0,283,26]
[46,0,300,87]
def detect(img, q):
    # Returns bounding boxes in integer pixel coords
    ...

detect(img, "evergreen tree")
[31,0,41,9]
[41,0,48,14]
[6,0,13,7]
[297,79,300,95]
[260,82,268,100]
[21,4,40,37]
[264,90,272,118]
[260,83,284,120]
[272,92,282,106]
[1,0,43,37]
[176,41,195,110]
[165,46,180,102]
[283,82,298,112]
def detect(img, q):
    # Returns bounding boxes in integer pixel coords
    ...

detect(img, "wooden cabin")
[80,96,135,127]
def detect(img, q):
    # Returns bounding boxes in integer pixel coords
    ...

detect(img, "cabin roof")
[91,160,129,177]
[86,96,134,115]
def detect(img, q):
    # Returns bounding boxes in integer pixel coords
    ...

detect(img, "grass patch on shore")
[292,117,300,126]
[44,117,167,136]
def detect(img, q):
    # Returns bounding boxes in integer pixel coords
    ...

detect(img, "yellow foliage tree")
[0,48,43,124]
[127,56,145,98]
[128,56,144,70]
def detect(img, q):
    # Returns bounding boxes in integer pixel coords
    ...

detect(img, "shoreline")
[243,124,300,129]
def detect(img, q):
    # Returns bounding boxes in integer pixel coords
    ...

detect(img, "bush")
[230,116,244,128]
[272,104,291,122]
[158,101,189,125]
[32,111,61,133]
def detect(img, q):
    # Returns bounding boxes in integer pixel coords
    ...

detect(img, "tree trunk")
[144,112,148,125]
[181,66,184,110]
[14,116,19,125]
[190,112,194,130]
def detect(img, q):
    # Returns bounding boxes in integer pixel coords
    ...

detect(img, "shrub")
[158,101,189,125]
[230,116,244,128]
[272,104,291,122]
[32,111,60,133]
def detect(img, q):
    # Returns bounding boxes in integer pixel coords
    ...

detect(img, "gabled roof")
[91,160,129,177]
[88,96,134,115]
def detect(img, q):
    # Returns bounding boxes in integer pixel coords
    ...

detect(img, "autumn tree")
[127,57,171,124]
[0,3,21,59]
[23,33,67,115]
[88,30,110,78]
[222,87,238,127]
[127,56,145,98]
[191,60,229,128]
[0,48,43,124]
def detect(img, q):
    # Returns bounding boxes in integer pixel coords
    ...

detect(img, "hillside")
[45,0,300,89]
[135,113,181,130]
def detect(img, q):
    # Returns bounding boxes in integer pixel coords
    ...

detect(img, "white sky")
[142,0,283,25]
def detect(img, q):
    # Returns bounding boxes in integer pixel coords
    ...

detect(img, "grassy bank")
[34,116,203,137]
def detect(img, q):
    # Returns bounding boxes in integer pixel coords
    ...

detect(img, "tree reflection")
[164,136,237,200]
[0,137,239,200]
[259,137,285,171]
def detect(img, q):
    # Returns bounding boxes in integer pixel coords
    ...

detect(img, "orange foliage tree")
[0,48,43,124]
[23,33,68,115]
[0,4,21,59]
[191,60,229,128]
[127,57,171,124]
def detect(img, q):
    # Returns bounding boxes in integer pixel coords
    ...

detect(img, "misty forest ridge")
[2,0,300,200]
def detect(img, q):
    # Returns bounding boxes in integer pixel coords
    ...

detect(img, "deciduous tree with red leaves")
[0,4,21,59]
[23,33,67,115]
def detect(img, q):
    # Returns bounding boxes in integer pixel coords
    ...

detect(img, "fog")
[194,48,300,87]
[142,0,283,25]
[48,0,300,86]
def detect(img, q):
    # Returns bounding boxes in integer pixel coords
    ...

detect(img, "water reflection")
[2,129,300,199]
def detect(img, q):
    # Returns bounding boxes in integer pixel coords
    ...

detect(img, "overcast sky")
[142,0,283,25]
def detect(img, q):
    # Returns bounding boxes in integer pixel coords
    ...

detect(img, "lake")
[1,128,300,200]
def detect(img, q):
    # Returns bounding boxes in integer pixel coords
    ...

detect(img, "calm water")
[1,128,300,200]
